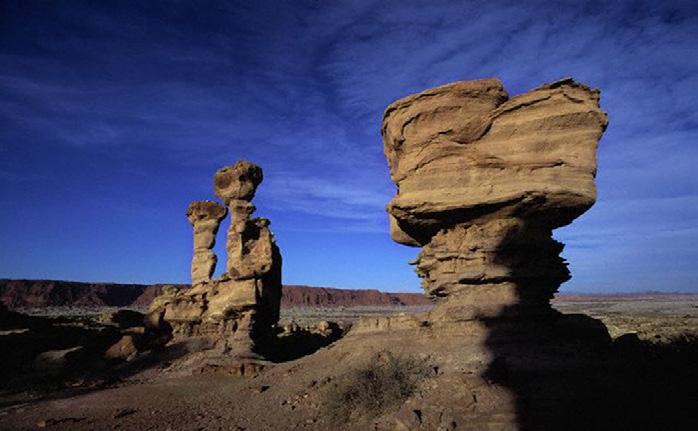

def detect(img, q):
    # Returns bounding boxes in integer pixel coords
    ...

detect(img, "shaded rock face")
[382,78,608,318]
[150,160,282,360]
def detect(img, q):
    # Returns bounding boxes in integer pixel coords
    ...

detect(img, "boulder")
[33,346,86,375]
[98,309,145,329]
[383,77,607,246]
[104,335,139,361]
[214,160,263,204]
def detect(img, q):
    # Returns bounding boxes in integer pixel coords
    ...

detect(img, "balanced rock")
[214,160,263,204]
[150,160,281,362]
[382,78,608,319]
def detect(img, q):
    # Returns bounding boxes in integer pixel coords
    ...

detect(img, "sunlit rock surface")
[382,77,608,317]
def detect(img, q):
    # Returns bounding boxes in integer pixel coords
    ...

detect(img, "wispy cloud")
[1,0,697,290]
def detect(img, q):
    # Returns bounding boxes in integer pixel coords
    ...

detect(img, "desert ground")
[1,294,696,431]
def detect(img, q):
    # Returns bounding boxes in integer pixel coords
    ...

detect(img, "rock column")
[212,161,282,355]
[415,218,571,320]
[186,201,227,285]
[150,160,282,367]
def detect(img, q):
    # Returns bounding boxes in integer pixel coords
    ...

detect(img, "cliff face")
[0,279,431,309]
[0,279,164,308]
[281,285,431,307]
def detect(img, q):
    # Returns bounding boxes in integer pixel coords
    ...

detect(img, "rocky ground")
[552,294,698,340]
[1,294,696,431]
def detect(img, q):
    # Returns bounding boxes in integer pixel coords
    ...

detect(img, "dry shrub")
[322,350,430,421]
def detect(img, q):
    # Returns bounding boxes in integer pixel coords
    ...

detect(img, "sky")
[1,0,697,293]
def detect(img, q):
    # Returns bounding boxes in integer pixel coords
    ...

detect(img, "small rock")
[395,405,422,430]
[316,320,330,332]
[112,407,138,419]
[33,346,85,376]
[99,309,145,329]
[105,335,140,361]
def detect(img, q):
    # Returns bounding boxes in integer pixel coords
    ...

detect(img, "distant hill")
[3,279,692,310]
[0,279,432,309]
[553,292,698,301]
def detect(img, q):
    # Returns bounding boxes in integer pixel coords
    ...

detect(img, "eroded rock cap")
[214,160,263,204]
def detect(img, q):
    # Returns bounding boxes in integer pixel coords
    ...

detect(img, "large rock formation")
[382,77,608,320]
[149,160,282,361]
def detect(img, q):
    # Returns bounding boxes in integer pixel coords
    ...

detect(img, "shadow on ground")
[0,311,189,409]
[484,307,697,430]
[259,322,345,363]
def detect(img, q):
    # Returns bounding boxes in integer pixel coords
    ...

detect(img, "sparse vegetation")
[322,350,431,422]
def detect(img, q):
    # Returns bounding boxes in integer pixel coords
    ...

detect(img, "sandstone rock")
[316,320,331,333]
[186,200,227,285]
[227,217,276,280]
[613,332,642,355]
[104,335,139,361]
[150,160,282,363]
[33,346,86,375]
[394,405,423,430]
[384,78,607,242]
[98,309,145,329]
[382,77,608,318]
[214,160,263,205]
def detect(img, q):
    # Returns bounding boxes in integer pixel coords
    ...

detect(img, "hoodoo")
[382,77,608,321]
[149,160,282,367]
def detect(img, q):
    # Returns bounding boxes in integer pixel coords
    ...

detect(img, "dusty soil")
[1,296,696,431]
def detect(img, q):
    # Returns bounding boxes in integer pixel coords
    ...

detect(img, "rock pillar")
[186,201,227,285]
[150,160,282,367]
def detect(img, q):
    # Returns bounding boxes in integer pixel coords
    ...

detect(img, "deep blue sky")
[1,1,696,293]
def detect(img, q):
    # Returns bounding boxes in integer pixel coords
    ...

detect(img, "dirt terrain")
[552,293,698,340]
[1,293,696,430]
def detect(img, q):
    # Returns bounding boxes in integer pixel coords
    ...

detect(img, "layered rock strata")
[149,161,282,360]
[382,77,608,320]
[186,201,227,285]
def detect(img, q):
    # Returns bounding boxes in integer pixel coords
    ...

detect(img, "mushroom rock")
[214,160,263,205]
[149,160,282,366]
[382,77,608,321]
[212,161,282,330]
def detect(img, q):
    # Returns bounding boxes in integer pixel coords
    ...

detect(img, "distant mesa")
[0,279,431,309]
